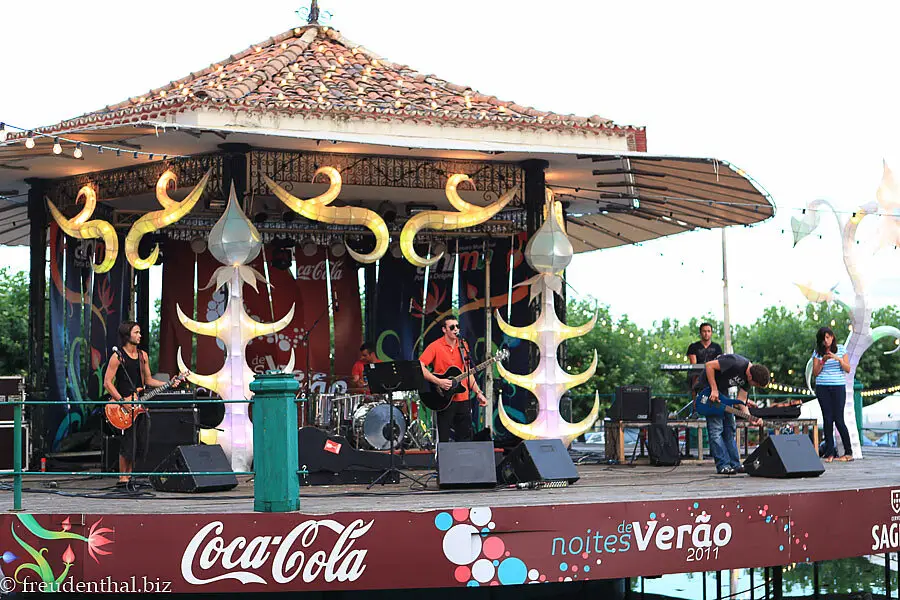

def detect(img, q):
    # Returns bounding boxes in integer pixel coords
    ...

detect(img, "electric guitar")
[105,371,190,432]
[694,386,764,424]
[420,349,509,412]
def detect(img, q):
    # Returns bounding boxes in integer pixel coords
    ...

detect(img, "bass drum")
[352,402,406,450]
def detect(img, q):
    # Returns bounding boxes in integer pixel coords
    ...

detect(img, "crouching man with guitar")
[419,316,488,443]
[103,321,178,488]
[694,354,770,476]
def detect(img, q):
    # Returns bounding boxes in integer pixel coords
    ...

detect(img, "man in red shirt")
[350,343,381,393]
[419,316,488,442]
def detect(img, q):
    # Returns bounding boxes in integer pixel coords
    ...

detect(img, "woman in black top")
[103,321,172,487]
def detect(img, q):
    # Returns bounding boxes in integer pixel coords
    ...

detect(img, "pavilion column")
[219,143,251,205]
[25,178,48,458]
[363,263,378,344]
[136,268,150,353]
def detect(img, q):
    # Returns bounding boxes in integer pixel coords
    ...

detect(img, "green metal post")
[249,371,300,512]
[13,396,22,511]
[853,381,863,443]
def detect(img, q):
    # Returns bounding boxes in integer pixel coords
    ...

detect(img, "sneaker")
[718,466,736,475]
[735,465,746,474]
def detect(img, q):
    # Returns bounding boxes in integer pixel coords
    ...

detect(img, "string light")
[0,121,187,160]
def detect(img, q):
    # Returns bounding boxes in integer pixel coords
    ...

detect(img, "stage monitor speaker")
[437,441,497,489]
[743,434,824,479]
[497,439,579,487]
[610,385,651,421]
[149,444,238,492]
[650,397,668,424]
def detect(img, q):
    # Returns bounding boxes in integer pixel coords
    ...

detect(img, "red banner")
[3,486,899,593]
[159,244,361,394]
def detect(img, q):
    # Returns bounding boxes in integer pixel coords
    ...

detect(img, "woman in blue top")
[812,327,852,462]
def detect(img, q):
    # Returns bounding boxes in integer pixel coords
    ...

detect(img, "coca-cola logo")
[296,260,344,281]
[181,518,373,586]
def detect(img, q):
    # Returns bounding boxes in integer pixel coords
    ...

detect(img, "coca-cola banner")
[2,486,899,593]
[159,244,359,395]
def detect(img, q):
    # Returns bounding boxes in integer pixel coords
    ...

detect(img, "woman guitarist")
[419,316,488,443]
[103,321,174,488]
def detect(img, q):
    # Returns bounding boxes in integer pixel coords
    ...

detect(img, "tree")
[0,268,30,375]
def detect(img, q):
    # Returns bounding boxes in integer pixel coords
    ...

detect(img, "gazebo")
[0,9,773,459]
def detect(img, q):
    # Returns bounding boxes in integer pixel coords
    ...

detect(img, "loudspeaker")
[610,385,651,421]
[140,408,199,472]
[497,439,579,486]
[650,397,668,423]
[743,434,824,479]
[149,444,238,492]
[437,442,497,489]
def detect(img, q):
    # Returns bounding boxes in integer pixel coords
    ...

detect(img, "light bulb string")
[0,120,188,160]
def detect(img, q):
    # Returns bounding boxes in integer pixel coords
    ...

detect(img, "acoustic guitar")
[420,349,509,412]
[105,371,190,432]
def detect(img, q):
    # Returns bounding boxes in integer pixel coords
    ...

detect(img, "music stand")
[364,361,427,488]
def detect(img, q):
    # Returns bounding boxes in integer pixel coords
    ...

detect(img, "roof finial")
[307,0,320,25]
[296,1,332,26]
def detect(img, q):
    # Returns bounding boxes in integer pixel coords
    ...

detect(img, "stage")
[1,448,898,594]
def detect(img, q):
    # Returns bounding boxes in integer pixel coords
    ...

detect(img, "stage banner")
[369,251,418,361]
[371,250,454,361]
[329,257,362,384]
[288,246,333,393]
[46,224,70,450]
[87,233,128,404]
[457,233,533,438]
[4,486,900,593]
[159,240,196,379]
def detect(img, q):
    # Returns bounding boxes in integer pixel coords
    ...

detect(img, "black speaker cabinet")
[0,376,24,421]
[610,385,651,421]
[650,397,668,423]
[743,434,825,479]
[150,444,238,492]
[497,439,579,486]
[437,441,497,489]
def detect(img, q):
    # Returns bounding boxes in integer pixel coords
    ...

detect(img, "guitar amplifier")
[610,385,651,421]
[0,376,25,422]
[102,407,199,473]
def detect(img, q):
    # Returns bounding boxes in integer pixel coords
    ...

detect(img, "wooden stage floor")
[4,447,898,515]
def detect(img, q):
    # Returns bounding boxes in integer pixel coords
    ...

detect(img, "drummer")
[350,343,381,394]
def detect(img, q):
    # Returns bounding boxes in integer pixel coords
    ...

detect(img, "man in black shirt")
[686,323,723,390]
[695,354,770,475]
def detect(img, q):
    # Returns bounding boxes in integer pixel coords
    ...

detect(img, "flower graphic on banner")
[5,514,113,588]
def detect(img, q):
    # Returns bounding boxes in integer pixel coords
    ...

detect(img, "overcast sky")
[2,0,900,329]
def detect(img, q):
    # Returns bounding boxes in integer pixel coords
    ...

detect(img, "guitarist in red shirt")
[103,321,175,488]
[419,316,488,442]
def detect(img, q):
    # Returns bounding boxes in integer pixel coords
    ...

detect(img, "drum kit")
[307,392,433,451]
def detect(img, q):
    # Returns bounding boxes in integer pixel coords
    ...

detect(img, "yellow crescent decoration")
[400,174,516,268]
[124,169,211,269]
[46,186,119,273]
[263,168,389,264]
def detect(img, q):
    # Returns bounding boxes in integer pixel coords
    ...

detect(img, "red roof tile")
[28,26,646,147]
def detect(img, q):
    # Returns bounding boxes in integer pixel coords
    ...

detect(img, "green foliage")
[0,268,30,375]
[148,298,161,374]
[565,297,900,418]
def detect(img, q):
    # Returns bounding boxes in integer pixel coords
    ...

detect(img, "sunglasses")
[447,324,460,330]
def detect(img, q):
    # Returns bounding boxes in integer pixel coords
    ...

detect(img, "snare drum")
[352,402,407,450]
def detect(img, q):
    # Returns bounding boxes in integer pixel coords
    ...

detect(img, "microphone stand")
[299,297,338,425]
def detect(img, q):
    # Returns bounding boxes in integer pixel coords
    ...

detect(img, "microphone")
[112,346,121,356]
[332,292,340,313]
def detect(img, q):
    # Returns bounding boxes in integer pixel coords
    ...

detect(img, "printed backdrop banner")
[3,486,899,593]
[457,233,533,438]
[369,252,421,361]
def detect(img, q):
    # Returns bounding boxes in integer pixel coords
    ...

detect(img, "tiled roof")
[31,25,646,148]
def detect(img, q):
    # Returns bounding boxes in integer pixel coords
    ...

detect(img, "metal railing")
[4,397,262,511]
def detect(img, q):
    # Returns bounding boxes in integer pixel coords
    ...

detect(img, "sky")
[2,0,900,330]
